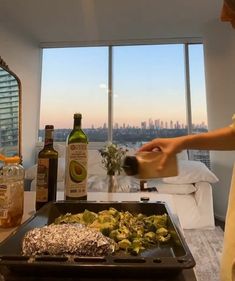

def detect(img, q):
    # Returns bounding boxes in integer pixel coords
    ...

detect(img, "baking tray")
[0,200,195,278]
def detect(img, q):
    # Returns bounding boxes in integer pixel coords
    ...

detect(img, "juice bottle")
[0,155,24,228]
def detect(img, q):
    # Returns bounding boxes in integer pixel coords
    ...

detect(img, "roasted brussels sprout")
[54,207,171,255]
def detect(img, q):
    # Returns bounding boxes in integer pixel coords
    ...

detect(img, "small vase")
[107,174,118,193]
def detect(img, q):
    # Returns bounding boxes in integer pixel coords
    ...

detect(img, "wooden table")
[0,191,197,281]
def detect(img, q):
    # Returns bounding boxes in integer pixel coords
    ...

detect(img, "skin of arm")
[138,126,235,170]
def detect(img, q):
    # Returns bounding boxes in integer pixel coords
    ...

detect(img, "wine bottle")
[65,113,88,200]
[35,125,58,211]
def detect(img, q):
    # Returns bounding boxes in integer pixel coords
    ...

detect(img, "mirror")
[0,56,22,158]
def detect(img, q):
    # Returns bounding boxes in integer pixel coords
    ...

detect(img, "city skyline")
[90,118,207,130]
[40,117,207,130]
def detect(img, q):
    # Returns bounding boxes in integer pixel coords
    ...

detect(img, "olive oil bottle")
[35,125,58,210]
[65,113,88,200]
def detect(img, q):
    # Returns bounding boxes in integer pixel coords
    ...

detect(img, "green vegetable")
[82,209,97,224]
[156,227,171,243]
[54,207,171,255]
[118,239,132,250]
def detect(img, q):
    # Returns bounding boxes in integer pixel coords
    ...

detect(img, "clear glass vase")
[107,174,118,193]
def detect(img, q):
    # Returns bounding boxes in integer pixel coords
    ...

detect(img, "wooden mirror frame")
[0,56,22,158]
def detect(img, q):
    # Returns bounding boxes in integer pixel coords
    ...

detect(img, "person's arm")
[138,126,235,170]
[140,126,235,152]
[178,126,235,151]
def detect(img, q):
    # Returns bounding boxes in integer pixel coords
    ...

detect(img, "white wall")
[0,26,42,168]
[203,20,235,220]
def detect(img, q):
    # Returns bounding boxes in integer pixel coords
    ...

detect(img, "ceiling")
[0,0,223,47]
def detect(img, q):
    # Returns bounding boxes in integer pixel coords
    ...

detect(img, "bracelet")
[230,114,235,131]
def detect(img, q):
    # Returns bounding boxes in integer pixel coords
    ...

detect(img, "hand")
[138,137,184,170]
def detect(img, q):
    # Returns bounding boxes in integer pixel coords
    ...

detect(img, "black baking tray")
[0,200,195,279]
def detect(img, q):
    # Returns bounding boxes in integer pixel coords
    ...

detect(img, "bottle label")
[65,143,88,198]
[0,181,24,226]
[36,158,49,202]
[0,185,8,219]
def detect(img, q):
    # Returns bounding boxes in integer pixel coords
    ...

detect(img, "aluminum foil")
[22,223,116,257]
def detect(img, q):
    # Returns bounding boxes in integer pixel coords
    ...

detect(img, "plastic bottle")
[122,151,178,179]
[0,155,24,228]
[65,113,88,200]
[35,125,58,211]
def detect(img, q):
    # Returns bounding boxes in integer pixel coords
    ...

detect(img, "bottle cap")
[74,113,82,119]
[0,154,20,164]
[45,125,54,130]
[122,156,139,176]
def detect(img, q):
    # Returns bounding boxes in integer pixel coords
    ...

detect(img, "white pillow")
[163,160,219,184]
[156,183,196,195]
[25,157,65,182]
[143,178,196,194]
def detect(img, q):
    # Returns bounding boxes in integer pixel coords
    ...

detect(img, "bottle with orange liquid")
[0,155,24,228]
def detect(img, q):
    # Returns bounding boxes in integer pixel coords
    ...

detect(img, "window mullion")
[184,43,192,135]
[108,46,113,142]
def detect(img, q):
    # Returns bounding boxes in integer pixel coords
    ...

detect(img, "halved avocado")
[69,160,87,183]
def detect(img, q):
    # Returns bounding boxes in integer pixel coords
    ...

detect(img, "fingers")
[138,140,161,152]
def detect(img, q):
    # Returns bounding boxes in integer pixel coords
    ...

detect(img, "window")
[40,43,209,166]
[112,44,187,148]
[40,47,108,148]
[188,44,210,168]
[0,68,19,155]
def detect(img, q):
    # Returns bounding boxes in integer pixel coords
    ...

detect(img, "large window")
[40,47,108,147]
[112,44,187,147]
[188,44,210,167]
[40,43,208,163]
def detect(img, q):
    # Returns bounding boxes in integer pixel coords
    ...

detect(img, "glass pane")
[189,44,210,168]
[40,47,108,146]
[113,44,187,149]
[0,67,19,156]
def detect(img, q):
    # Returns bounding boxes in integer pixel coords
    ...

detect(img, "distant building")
[154,119,160,129]
[141,121,147,129]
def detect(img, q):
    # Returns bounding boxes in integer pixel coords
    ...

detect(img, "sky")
[40,44,207,129]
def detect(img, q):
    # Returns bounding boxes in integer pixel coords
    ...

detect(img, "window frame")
[106,42,203,142]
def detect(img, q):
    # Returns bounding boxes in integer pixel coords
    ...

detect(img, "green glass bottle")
[65,113,88,200]
[35,125,58,211]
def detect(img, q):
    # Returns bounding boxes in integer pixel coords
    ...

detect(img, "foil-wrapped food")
[22,223,116,256]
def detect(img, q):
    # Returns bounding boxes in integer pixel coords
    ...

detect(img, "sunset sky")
[40,44,207,129]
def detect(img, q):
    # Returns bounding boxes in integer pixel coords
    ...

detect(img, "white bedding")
[29,178,214,229]
[30,175,197,195]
